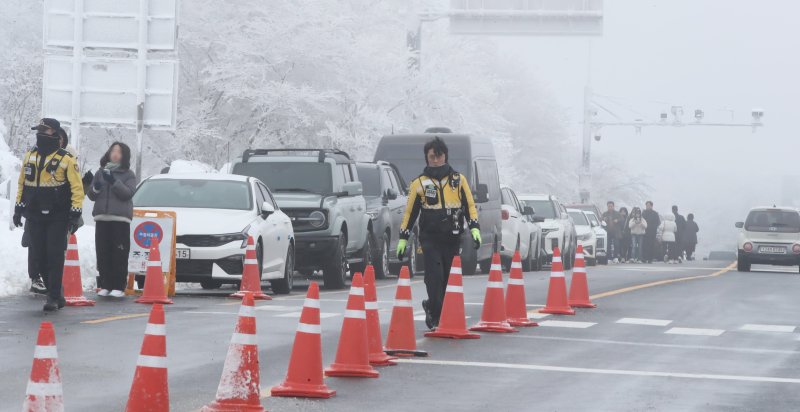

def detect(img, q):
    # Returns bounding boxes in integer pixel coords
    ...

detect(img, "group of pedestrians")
[13,118,137,311]
[601,200,699,264]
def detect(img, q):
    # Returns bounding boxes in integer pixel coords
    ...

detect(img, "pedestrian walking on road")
[13,118,85,311]
[619,207,631,262]
[628,207,647,263]
[659,214,678,263]
[672,205,687,262]
[397,137,481,330]
[642,201,661,263]
[601,201,623,263]
[88,142,138,298]
[683,213,699,261]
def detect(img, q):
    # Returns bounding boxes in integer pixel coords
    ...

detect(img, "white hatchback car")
[568,209,598,266]
[736,206,800,273]
[500,186,544,271]
[132,173,296,293]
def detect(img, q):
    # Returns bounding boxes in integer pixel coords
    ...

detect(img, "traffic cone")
[425,256,481,339]
[505,250,538,327]
[539,247,575,315]
[271,282,336,399]
[23,322,63,412]
[126,304,169,412]
[135,239,173,304]
[230,236,271,300]
[202,292,265,412]
[470,253,517,333]
[364,265,398,366]
[63,234,95,306]
[385,266,428,357]
[324,273,380,378]
[569,245,597,308]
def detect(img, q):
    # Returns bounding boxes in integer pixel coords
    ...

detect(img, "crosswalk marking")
[665,327,725,337]
[276,311,340,319]
[254,305,296,312]
[528,313,551,320]
[740,324,796,333]
[539,320,596,329]
[616,318,673,326]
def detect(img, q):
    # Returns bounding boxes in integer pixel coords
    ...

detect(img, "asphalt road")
[2,260,799,411]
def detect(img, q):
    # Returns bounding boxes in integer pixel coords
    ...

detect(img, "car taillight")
[501,210,509,220]
[793,244,800,254]
[743,242,753,252]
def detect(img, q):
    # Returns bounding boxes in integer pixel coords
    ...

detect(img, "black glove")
[93,177,103,191]
[82,170,94,187]
[68,210,82,234]
[102,169,116,184]
[13,206,24,228]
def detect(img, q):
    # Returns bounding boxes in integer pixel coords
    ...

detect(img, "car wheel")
[200,280,223,290]
[586,258,597,267]
[408,236,418,278]
[323,233,348,289]
[522,236,535,271]
[352,232,372,275]
[737,253,751,272]
[373,232,389,279]
[271,245,294,294]
[462,234,479,276]
[256,241,265,281]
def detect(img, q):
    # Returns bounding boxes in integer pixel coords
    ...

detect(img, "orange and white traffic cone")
[425,257,481,339]
[325,273,379,378]
[126,304,169,412]
[385,266,428,357]
[470,253,517,333]
[230,237,271,301]
[364,265,398,366]
[202,292,265,411]
[62,234,94,307]
[135,240,173,305]
[23,322,64,412]
[569,245,597,308]
[539,247,575,315]
[506,250,537,327]
[271,282,336,399]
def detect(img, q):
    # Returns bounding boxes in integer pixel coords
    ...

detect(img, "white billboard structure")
[42,0,179,177]
[449,0,603,36]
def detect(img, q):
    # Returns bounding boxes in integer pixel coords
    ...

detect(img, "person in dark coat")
[87,142,138,298]
[619,207,631,262]
[601,201,623,262]
[672,205,687,262]
[642,201,661,263]
[683,213,699,261]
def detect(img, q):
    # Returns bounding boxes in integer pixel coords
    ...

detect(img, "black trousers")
[27,218,69,300]
[95,221,131,291]
[420,237,461,322]
[643,234,657,262]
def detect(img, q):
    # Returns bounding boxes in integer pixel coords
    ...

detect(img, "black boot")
[421,299,434,330]
[43,296,65,312]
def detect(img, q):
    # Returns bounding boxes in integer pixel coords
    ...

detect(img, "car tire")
[408,235,418,278]
[522,237,535,272]
[271,245,294,294]
[462,234,479,276]
[135,275,145,290]
[373,232,389,279]
[599,256,608,265]
[737,253,751,272]
[351,232,372,275]
[200,280,223,290]
[323,233,349,289]
[586,258,597,267]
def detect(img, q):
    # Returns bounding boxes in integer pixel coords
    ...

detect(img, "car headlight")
[308,210,327,228]
[212,229,249,248]
[579,233,592,241]
[366,210,379,221]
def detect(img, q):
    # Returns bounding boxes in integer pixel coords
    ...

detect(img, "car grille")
[176,258,244,276]
[177,235,229,248]
[285,208,327,232]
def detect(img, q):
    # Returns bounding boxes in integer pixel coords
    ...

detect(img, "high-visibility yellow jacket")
[16,148,84,219]
[400,169,479,240]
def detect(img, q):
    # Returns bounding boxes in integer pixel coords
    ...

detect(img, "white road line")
[394,359,800,384]
[276,311,340,319]
[740,324,797,333]
[539,320,596,329]
[665,327,725,337]
[254,305,296,312]
[616,318,673,326]
[528,313,551,320]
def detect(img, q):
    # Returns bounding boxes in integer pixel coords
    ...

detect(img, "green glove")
[397,239,408,259]
[471,228,481,245]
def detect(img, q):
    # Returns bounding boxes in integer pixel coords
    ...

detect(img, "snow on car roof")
[148,173,251,182]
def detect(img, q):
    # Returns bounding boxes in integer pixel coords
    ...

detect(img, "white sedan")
[568,208,598,266]
[132,173,295,293]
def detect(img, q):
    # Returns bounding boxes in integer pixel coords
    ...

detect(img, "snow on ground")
[169,159,217,174]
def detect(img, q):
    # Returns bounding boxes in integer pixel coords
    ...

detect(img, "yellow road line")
[81,313,149,324]
[589,262,736,300]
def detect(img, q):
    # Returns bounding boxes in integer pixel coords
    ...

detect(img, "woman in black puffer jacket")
[87,142,138,298]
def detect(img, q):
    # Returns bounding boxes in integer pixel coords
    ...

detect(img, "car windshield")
[233,162,333,194]
[356,165,382,197]
[133,179,252,210]
[586,213,600,226]
[522,200,556,219]
[377,146,468,187]
[569,211,589,225]
[744,210,800,233]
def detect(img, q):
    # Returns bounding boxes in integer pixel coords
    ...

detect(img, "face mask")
[425,164,450,180]
[36,132,59,154]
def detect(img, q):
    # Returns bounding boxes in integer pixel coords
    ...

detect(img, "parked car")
[735,206,800,273]
[500,185,544,271]
[132,173,296,293]
[568,209,598,266]
[374,128,503,276]
[356,161,409,278]
[232,149,371,289]
[584,210,608,264]
[517,194,577,269]
[566,203,603,221]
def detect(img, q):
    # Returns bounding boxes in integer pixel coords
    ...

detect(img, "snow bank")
[0,120,20,183]
[169,159,217,174]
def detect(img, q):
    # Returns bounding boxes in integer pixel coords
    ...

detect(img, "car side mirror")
[474,183,489,203]
[386,188,398,200]
[523,206,535,216]
[532,216,545,223]
[261,201,275,217]
[342,181,363,197]
[601,221,607,227]
[735,222,744,229]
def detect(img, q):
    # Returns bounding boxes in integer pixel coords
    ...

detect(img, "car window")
[257,183,274,208]
[501,189,514,207]
[339,164,354,183]
[569,211,589,225]
[133,179,252,211]
[586,213,600,226]
[521,199,556,219]
[356,164,381,197]
[509,190,523,213]
[745,210,800,233]
[254,182,267,208]
[233,162,333,194]
[383,169,396,191]
[475,159,500,201]
[388,169,405,193]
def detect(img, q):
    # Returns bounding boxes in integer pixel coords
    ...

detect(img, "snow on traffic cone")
[364,265,398,366]
[324,273,380,378]
[385,266,428,357]
[62,234,95,307]
[506,250,538,327]
[271,282,336,399]
[126,304,169,412]
[425,257,481,339]
[135,239,173,305]
[230,237,271,301]
[202,292,265,412]
[22,322,64,412]
[568,245,597,308]
[470,253,517,333]
[539,247,575,315]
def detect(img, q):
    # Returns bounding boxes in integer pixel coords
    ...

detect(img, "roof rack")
[240,148,351,163]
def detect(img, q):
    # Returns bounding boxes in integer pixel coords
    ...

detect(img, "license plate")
[759,246,786,254]
[176,248,191,259]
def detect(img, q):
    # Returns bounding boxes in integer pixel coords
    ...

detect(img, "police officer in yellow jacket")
[13,118,85,311]
[397,137,480,329]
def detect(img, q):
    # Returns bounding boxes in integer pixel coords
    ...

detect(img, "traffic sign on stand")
[128,210,177,296]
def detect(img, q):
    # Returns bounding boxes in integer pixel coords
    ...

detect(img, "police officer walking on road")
[397,137,481,330]
[13,118,85,312]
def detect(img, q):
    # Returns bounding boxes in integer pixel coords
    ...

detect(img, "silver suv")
[232,149,372,289]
